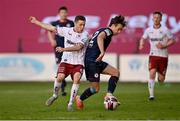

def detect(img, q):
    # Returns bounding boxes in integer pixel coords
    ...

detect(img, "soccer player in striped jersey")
[139,11,176,100]
[30,15,89,111]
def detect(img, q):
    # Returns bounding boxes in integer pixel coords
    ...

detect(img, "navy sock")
[80,87,96,101]
[107,76,119,94]
[61,80,67,92]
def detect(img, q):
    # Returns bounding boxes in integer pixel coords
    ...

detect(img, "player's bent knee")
[158,76,165,82]
[117,70,120,77]
[73,72,82,84]
[150,74,156,80]
[113,69,120,77]
[57,74,65,82]
[73,79,80,84]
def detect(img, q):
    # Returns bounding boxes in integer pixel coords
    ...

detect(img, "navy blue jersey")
[85,28,113,61]
[51,19,74,47]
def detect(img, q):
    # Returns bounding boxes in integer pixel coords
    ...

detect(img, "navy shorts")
[85,60,108,82]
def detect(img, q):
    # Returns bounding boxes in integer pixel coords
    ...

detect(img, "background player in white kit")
[29,15,89,111]
[139,11,176,100]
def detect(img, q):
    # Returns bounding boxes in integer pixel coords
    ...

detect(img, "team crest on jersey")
[94,73,99,78]
[77,34,81,38]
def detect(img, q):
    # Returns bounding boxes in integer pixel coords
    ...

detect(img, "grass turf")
[0,82,180,120]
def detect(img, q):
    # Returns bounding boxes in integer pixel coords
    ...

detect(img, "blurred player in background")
[48,6,74,96]
[139,11,176,100]
[75,15,127,110]
[29,15,89,111]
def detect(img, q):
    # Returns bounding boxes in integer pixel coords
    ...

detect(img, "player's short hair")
[58,6,68,12]
[153,11,162,18]
[109,15,127,27]
[74,15,86,22]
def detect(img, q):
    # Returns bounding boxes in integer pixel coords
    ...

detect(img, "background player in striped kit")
[139,11,176,100]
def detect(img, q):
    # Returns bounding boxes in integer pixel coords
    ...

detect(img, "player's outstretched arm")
[29,16,56,32]
[56,43,84,53]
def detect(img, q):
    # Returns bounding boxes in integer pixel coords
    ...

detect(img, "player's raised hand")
[96,52,105,62]
[56,47,64,53]
[156,42,166,49]
[29,16,37,24]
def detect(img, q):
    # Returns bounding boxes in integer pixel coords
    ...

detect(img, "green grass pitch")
[0,82,180,120]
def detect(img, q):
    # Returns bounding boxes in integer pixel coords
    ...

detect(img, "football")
[104,95,120,110]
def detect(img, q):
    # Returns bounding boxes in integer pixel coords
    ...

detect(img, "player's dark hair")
[74,15,86,22]
[58,6,68,12]
[153,11,162,18]
[109,15,127,27]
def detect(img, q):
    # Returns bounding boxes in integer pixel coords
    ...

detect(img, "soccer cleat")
[45,96,57,106]
[75,95,84,110]
[67,104,73,112]
[149,96,155,101]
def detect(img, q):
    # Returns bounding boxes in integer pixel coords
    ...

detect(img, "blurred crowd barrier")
[0,53,179,82]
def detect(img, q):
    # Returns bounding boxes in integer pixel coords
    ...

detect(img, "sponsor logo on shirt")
[67,40,76,45]
[150,38,163,41]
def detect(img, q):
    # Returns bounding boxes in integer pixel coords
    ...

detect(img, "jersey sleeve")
[165,29,173,39]
[56,26,66,36]
[79,32,89,45]
[142,29,149,39]
[104,28,113,37]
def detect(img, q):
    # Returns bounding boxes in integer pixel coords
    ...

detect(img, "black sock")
[61,80,66,92]
[107,76,119,94]
[80,87,96,101]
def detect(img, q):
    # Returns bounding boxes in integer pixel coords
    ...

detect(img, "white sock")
[68,84,79,106]
[53,78,61,98]
[106,92,113,96]
[148,79,155,97]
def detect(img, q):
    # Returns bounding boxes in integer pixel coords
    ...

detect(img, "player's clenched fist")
[29,16,37,24]
[56,47,64,53]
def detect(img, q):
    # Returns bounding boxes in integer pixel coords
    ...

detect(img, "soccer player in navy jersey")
[47,6,74,96]
[75,15,127,110]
